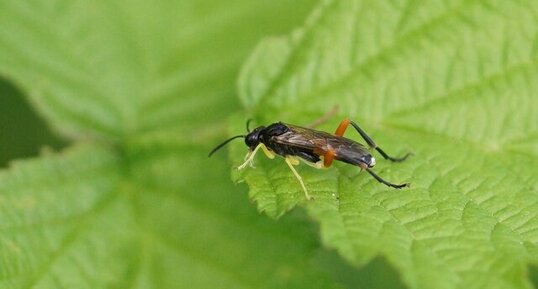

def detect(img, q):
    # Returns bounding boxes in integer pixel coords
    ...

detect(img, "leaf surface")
[0,0,370,288]
[0,0,317,140]
[233,1,538,288]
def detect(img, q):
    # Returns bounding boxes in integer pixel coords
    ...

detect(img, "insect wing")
[285,124,369,157]
[271,124,332,151]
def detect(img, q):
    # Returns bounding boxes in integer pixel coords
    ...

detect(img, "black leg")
[365,168,408,189]
[376,147,413,162]
[349,121,412,162]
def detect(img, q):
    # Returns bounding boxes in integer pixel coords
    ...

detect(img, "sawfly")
[209,117,412,200]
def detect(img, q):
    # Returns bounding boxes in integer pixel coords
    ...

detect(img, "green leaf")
[0,0,317,141]
[0,0,376,288]
[234,0,538,288]
[0,143,357,288]
[0,144,135,288]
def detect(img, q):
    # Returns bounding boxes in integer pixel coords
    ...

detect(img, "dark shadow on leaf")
[0,77,66,167]
[530,264,538,289]
[313,250,408,289]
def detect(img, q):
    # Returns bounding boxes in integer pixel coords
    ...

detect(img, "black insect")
[209,118,412,200]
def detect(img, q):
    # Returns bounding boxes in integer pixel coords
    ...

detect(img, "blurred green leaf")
[233,1,538,289]
[0,145,133,288]
[0,143,356,288]
[0,0,374,288]
[0,0,317,141]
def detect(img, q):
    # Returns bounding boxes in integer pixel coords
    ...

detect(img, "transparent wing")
[273,124,370,164]
[271,124,332,152]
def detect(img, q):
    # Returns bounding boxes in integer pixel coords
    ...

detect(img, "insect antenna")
[208,135,245,157]
[246,119,253,132]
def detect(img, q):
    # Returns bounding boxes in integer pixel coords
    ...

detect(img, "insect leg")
[295,152,324,168]
[349,120,412,162]
[323,149,336,168]
[285,157,313,200]
[237,143,264,170]
[260,144,276,159]
[365,168,409,189]
[334,118,351,137]
[299,159,325,169]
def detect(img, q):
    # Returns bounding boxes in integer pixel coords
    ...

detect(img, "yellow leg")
[261,145,275,159]
[285,157,312,201]
[237,143,275,170]
[298,158,325,169]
